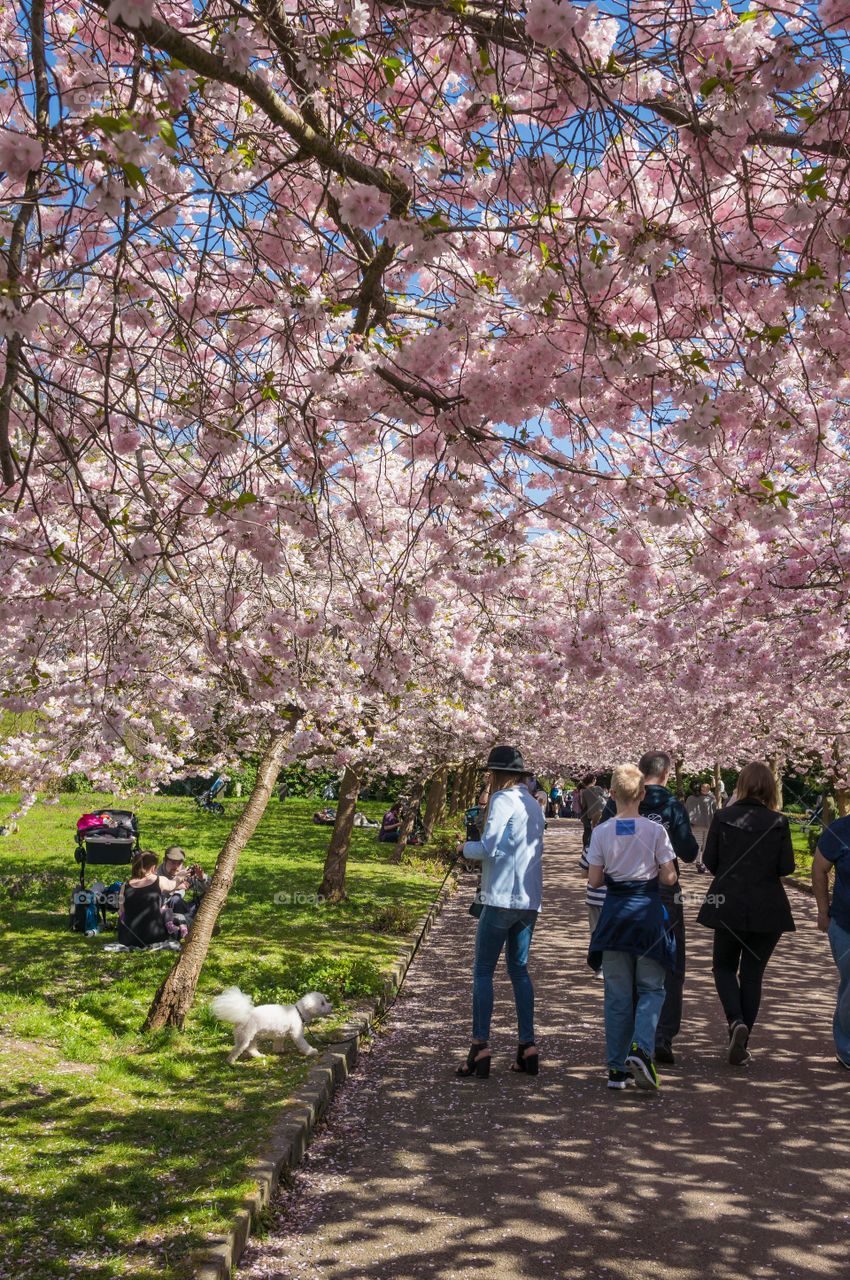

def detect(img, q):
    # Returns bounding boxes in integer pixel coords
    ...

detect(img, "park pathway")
[241,821,850,1280]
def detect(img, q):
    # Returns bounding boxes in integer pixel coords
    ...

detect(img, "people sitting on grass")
[158,845,209,923]
[117,851,186,948]
[378,802,403,842]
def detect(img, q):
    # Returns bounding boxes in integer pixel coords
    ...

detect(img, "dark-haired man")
[598,751,698,1064]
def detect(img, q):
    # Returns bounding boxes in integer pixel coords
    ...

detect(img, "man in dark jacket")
[598,751,698,1064]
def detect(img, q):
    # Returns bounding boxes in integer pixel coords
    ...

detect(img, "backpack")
[70,888,100,934]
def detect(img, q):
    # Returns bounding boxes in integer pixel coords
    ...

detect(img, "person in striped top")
[579,844,607,976]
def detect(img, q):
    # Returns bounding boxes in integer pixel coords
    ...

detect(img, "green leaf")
[473,271,497,294]
[699,75,721,96]
[159,120,178,150]
[90,110,133,137]
[121,161,147,191]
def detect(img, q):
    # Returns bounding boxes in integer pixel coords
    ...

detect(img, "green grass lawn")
[0,792,454,1279]
[789,820,818,882]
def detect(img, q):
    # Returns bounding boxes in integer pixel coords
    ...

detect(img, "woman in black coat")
[697,761,795,1065]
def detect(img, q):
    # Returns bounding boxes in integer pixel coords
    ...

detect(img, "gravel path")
[241,821,850,1280]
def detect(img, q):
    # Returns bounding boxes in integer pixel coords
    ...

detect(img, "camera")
[465,806,481,841]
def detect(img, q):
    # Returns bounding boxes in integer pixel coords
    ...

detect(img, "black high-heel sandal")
[510,1042,539,1075]
[456,1042,491,1078]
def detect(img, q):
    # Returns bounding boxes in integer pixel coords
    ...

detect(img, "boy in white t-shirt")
[586,764,678,1090]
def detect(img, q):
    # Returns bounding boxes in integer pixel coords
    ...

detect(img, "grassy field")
[789,820,819,882]
[0,792,455,1279]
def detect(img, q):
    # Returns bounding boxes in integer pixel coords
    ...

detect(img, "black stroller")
[71,809,140,934]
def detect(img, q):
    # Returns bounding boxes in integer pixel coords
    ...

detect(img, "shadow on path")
[241,823,849,1280]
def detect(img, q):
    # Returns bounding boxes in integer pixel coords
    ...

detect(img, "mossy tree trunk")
[391,780,425,863]
[768,755,784,810]
[318,764,361,903]
[144,732,289,1031]
[422,765,448,841]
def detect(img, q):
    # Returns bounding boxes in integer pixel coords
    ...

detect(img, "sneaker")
[654,1043,675,1066]
[728,1020,750,1066]
[626,1043,660,1090]
[607,1069,634,1090]
[696,863,708,875]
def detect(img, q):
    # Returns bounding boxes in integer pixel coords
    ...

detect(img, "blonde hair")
[610,764,645,807]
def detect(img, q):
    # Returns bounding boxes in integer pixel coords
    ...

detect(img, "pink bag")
[77,812,112,832]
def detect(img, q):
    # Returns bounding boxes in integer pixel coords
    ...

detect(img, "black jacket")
[696,800,796,933]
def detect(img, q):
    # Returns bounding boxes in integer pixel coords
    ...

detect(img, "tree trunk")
[823,790,837,827]
[447,766,463,815]
[144,732,289,1031]
[318,764,361,903]
[422,765,448,842]
[461,759,478,811]
[713,761,722,806]
[391,780,425,862]
[674,758,684,801]
[768,755,784,810]
[837,788,850,819]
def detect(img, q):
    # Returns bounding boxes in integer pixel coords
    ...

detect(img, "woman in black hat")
[457,745,546,1078]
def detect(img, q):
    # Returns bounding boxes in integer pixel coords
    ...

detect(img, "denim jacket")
[463,784,544,911]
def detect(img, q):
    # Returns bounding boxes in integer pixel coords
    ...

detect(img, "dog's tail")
[210,986,254,1025]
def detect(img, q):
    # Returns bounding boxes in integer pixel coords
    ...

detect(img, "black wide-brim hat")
[485,745,527,773]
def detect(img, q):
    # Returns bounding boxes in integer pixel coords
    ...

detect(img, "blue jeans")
[472,906,538,1043]
[602,949,666,1072]
[828,919,850,1062]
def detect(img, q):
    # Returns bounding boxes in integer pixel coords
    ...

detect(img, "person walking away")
[580,837,607,978]
[697,761,795,1064]
[587,764,678,1090]
[579,773,606,852]
[598,751,698,1065]
[458,745,545,1079]
[685,782,717,874]
[812,811,850,1069]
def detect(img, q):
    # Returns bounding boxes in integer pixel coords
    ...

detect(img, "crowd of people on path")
[458,745,850,1090]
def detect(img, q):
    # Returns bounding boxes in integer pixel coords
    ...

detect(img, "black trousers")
[711,927,782,1031]
[656,891,686,1049]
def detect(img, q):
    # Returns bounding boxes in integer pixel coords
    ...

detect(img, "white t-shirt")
[586,816,675,882]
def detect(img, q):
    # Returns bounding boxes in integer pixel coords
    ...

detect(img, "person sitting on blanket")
[378,802,403,842]
[158,845,208,922]
[118,851,186,948]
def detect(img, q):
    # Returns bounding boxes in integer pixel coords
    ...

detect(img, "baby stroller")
[195,776,226,816]
[71,809,140,934]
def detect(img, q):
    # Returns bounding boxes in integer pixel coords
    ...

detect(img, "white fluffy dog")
[211,987,333,1065]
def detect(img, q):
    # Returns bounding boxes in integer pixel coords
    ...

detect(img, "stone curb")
[191,868,459,1280]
